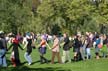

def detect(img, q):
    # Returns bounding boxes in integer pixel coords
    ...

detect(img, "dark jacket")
[73,38,82,49]
[63,36,70,51]
[0,38,7,50]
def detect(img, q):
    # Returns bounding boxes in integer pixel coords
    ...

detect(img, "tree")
[1,0,108,34]
[0,0,32,34]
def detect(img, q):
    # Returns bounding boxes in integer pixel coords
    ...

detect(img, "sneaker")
[28,63,32,65]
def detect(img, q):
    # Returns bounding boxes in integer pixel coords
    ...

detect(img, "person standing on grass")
[8,35,23,67]
[102,34,107,58]
[73,35,82,61]
[94,35,101,59]
[38,35,51,64]
[85,35,92,59]
[51,34,61,64]
[62,33,71,63]
[80,35,86,60]
[23,33,33,65]
[0,31,7,67]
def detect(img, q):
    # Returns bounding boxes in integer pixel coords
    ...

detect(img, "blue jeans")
[86,48,91,59]
[0,49,7,67]
[95,47,100,53]
[24,52,32,64]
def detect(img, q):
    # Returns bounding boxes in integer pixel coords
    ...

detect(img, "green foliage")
[2,43,108,71]
[0,0,32,33]
[0,0,108,34]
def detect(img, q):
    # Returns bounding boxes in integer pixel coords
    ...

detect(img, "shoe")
[28,63,32,65]
[13,64,16,67]
[45,60,49,64]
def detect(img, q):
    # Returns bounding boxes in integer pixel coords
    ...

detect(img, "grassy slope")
[1,45,108,71]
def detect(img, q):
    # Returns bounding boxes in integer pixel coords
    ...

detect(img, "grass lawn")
[1,44,108,71]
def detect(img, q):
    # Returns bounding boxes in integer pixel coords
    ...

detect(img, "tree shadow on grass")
[1,66,71,71]
[32,60,40,65]
[6,59,27,67]
[31,60,51,65]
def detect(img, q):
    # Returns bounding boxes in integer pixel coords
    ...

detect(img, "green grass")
[1,45,108,71]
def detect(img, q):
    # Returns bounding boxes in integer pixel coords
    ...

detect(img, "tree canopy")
[0,0,108,34]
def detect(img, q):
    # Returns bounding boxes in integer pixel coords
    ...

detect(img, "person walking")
[0,31,7,67]
[62,33,71,63]
[23,33,33,65]
[38,35,50,64]
[51,34,61,64]
[85,35,92,59]
[73,35,82,61]
[8,35,23,67]
[94,35,101,59]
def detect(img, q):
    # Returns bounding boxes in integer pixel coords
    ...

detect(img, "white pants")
[24,52,32,64]
[62,50,71,63]
[86,48,91,59]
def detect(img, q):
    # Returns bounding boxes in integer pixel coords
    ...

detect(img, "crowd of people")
[0,31,108,67]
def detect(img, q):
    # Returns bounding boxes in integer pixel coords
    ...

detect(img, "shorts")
[38,47,46,54]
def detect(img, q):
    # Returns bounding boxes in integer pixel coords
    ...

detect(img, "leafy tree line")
[0,0,108,35]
